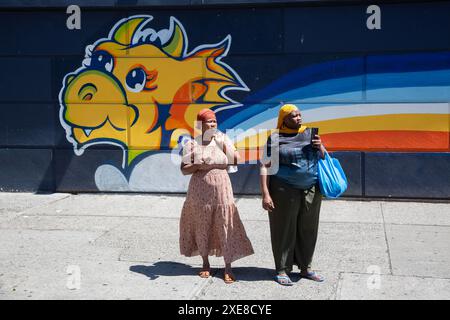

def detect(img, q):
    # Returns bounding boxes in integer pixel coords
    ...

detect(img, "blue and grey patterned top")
[264,128,319,190]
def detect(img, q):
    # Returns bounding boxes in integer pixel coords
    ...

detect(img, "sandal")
[224,273,236,284]
[299,271,324,282]
[274,274,294,286]
[198,269,211,278]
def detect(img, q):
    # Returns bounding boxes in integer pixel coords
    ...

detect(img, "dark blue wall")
[0,0,449,199]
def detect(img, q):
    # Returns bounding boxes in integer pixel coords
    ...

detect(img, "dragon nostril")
[83,93,93,101]
[78,83,97,102]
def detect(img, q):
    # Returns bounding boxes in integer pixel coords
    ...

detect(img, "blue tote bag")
[318,152,348,198]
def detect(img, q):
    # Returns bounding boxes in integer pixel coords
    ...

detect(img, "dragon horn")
[162,18,186,58]
[112,17,146,45]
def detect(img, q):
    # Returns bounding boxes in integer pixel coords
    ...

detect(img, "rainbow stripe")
[219,52,450,154]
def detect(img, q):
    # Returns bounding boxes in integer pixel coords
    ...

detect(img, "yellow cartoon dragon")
[59,15,248,168]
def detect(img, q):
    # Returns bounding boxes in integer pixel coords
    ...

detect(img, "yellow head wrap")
[276,104,307,134]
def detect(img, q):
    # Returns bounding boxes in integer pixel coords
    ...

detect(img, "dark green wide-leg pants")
[268,176,322,274]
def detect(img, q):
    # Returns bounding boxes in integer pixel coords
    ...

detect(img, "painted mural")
[59,15,450,191]
[59,15,248,191]
[227,52,450,161]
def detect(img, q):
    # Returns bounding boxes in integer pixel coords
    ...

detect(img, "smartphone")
[310,127,319,145]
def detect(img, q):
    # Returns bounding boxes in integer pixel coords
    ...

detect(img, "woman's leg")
[224,262,232,274]
[268,177,302,275]
[202,256,210,270]
[223,261,235,283]
[199,256,211,278]
[294,185,323,280]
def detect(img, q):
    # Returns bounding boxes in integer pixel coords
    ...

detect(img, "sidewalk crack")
[189,270,218,300]
[91,217,131,247]
[334,272,344,300]
[4,193,72,223]
[380,203,394,275]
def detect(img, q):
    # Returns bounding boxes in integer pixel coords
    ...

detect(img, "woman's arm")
[217,133,240,166]
[260,162,275,212]
[226,148,240,166]
[221,143,240,165]
[180,140,204,175]
[231,149,240,165]
[180,162,203,175]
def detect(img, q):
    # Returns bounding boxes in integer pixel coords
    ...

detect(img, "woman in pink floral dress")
[179,109,254,284]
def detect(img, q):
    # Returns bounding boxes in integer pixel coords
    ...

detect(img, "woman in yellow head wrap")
[260,104,326,286]
[276,104,307,134]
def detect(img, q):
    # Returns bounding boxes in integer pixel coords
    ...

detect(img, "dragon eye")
[126,68,147,93]
[91,50,114,73]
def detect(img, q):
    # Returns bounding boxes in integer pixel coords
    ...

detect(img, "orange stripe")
[235,131,449,162]
[321,131,450,152]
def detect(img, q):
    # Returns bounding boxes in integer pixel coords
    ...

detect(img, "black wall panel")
[284,2,450,53]
[0,103,55,146]
[329,151,362,197]
[0,148,54,192]
[0,58,52,102]
[54,148,124,192]
[365,153,450,199]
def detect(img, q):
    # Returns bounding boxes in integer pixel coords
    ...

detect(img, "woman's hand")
[197,156,228,170]
[201,163,228,170]
[181,160,204,175]
[262,194,275,212]
[312,134,326,159]
[213,132,225,148]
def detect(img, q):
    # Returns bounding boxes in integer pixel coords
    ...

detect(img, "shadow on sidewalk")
[212,266,274,282]
[130,262,197,280]
[130,262,274,282]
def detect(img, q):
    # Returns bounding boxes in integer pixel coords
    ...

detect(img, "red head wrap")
[197,109,216,122]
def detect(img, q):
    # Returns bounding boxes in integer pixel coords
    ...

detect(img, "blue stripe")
[220,52,450,129]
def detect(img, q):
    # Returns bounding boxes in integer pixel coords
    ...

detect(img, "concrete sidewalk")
[0,192,449,300]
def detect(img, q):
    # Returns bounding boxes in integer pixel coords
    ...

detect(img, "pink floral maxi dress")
[179,135,254,263]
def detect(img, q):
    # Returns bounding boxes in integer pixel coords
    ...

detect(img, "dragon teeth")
[83,128,93,137]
